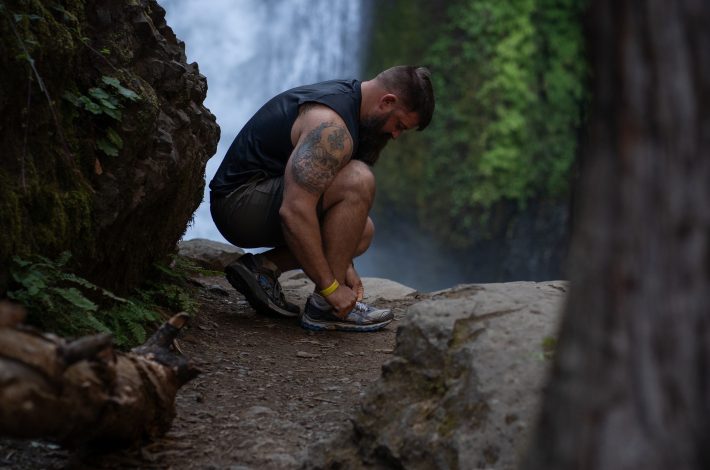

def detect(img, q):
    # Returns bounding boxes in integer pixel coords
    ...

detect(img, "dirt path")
[0,273,422,469]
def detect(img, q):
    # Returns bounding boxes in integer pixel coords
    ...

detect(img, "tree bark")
[523,1,710,469]
[0,302,199,448]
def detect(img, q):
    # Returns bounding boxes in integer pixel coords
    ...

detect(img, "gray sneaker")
[225,254,300,317]
[301,295,393,332]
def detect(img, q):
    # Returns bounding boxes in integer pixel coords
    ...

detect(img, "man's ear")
[379,93,397,110]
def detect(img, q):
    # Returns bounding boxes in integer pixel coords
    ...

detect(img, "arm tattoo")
[292,122,352,194]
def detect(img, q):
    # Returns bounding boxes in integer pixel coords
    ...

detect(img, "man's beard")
[354,114,391,166]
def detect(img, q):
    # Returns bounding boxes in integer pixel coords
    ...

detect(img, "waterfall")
[160,0,368,241]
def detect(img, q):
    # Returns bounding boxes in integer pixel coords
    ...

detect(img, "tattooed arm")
[280,105,356,315]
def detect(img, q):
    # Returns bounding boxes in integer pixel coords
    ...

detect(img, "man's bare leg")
[262,160,375,277]
[263,217,373,272]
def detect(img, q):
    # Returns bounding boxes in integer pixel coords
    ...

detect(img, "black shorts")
[210,176,323,249]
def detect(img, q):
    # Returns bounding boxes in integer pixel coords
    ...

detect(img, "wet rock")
[303,281,566,469]
[178,238,244,271]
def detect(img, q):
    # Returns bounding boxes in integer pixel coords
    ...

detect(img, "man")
[209,65,435,332]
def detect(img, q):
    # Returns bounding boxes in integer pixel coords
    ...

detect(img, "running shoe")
[301,294,393,332]
[225,254,300,317]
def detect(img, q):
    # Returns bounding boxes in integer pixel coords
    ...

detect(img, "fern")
[7,252,198,348]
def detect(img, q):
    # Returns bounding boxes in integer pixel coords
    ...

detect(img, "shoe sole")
[300,315,392,332]
[225,263,300,317]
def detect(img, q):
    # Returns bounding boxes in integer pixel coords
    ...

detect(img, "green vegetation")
[63,75,141,156]
[7,252,199,348]
[541,335,557,360]
[367,0,588,246]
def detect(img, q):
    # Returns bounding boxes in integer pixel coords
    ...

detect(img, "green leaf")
[129,321,147,344]
[96,138,119,157]
[102,107,121,121]
[11,256,31,268]
[102,76,140,102]
[84,314,112,334]
[98,98,118,110]
[13,271,46,294]
[51,287,97,312]
[106,128,123,149]
[116,86,140,101]
[55,251,71,266]
[101,76,121,88]
[78,96,102,114]
[88,87,110,101]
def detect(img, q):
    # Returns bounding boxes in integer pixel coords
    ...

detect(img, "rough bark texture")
[0,0,219,293]
[523,1,710,469]
[0,302,198,447]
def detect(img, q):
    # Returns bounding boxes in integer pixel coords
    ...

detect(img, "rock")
[302,281,566,469]
[178,238,244,271]
[361,277,417,301]
[296,351,320,359]
[0,0,220,293]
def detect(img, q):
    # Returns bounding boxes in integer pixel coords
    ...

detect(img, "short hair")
[374,65,435,130]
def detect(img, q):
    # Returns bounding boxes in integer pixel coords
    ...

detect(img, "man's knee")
[356,217,375,256]
[325,160,376,209]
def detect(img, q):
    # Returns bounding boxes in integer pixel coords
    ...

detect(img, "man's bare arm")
[291,122,348,193]
[280,107,356,314]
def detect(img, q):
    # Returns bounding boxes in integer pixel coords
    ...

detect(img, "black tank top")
[210,79,361,196]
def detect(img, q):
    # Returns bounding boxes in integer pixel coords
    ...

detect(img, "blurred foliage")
[8,252,200,349]
[366,0,588,246]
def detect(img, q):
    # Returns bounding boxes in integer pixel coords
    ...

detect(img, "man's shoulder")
[295,103,351,135]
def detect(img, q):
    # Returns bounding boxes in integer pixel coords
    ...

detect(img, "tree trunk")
[0,302,199,448]
[522,1,710,469]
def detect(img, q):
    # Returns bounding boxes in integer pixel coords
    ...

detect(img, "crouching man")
[209,66,435,331]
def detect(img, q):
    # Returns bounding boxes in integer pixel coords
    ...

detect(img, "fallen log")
[0,300,199,448]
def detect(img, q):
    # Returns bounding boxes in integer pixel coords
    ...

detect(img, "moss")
[366,0,588,247]
[437,401,489,437]
[0,0,97,292]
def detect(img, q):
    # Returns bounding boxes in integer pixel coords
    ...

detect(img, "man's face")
[356,107,419,165]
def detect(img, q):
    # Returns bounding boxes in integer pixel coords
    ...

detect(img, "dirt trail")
[0,273,422,469]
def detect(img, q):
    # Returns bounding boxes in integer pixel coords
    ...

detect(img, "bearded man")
[209,65,435,331]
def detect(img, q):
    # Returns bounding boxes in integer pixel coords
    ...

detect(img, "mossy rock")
[0,0,219,293]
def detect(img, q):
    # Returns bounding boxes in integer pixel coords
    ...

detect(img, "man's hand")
[325,284,357,317]
[345,264,364,301]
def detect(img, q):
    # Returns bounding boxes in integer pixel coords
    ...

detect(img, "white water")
[161,0,367,242]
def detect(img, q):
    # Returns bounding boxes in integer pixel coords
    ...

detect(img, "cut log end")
[0,309,199,447]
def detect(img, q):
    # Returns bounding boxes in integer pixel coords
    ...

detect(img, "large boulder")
[0,0,219,292]
[304,281,566,469]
